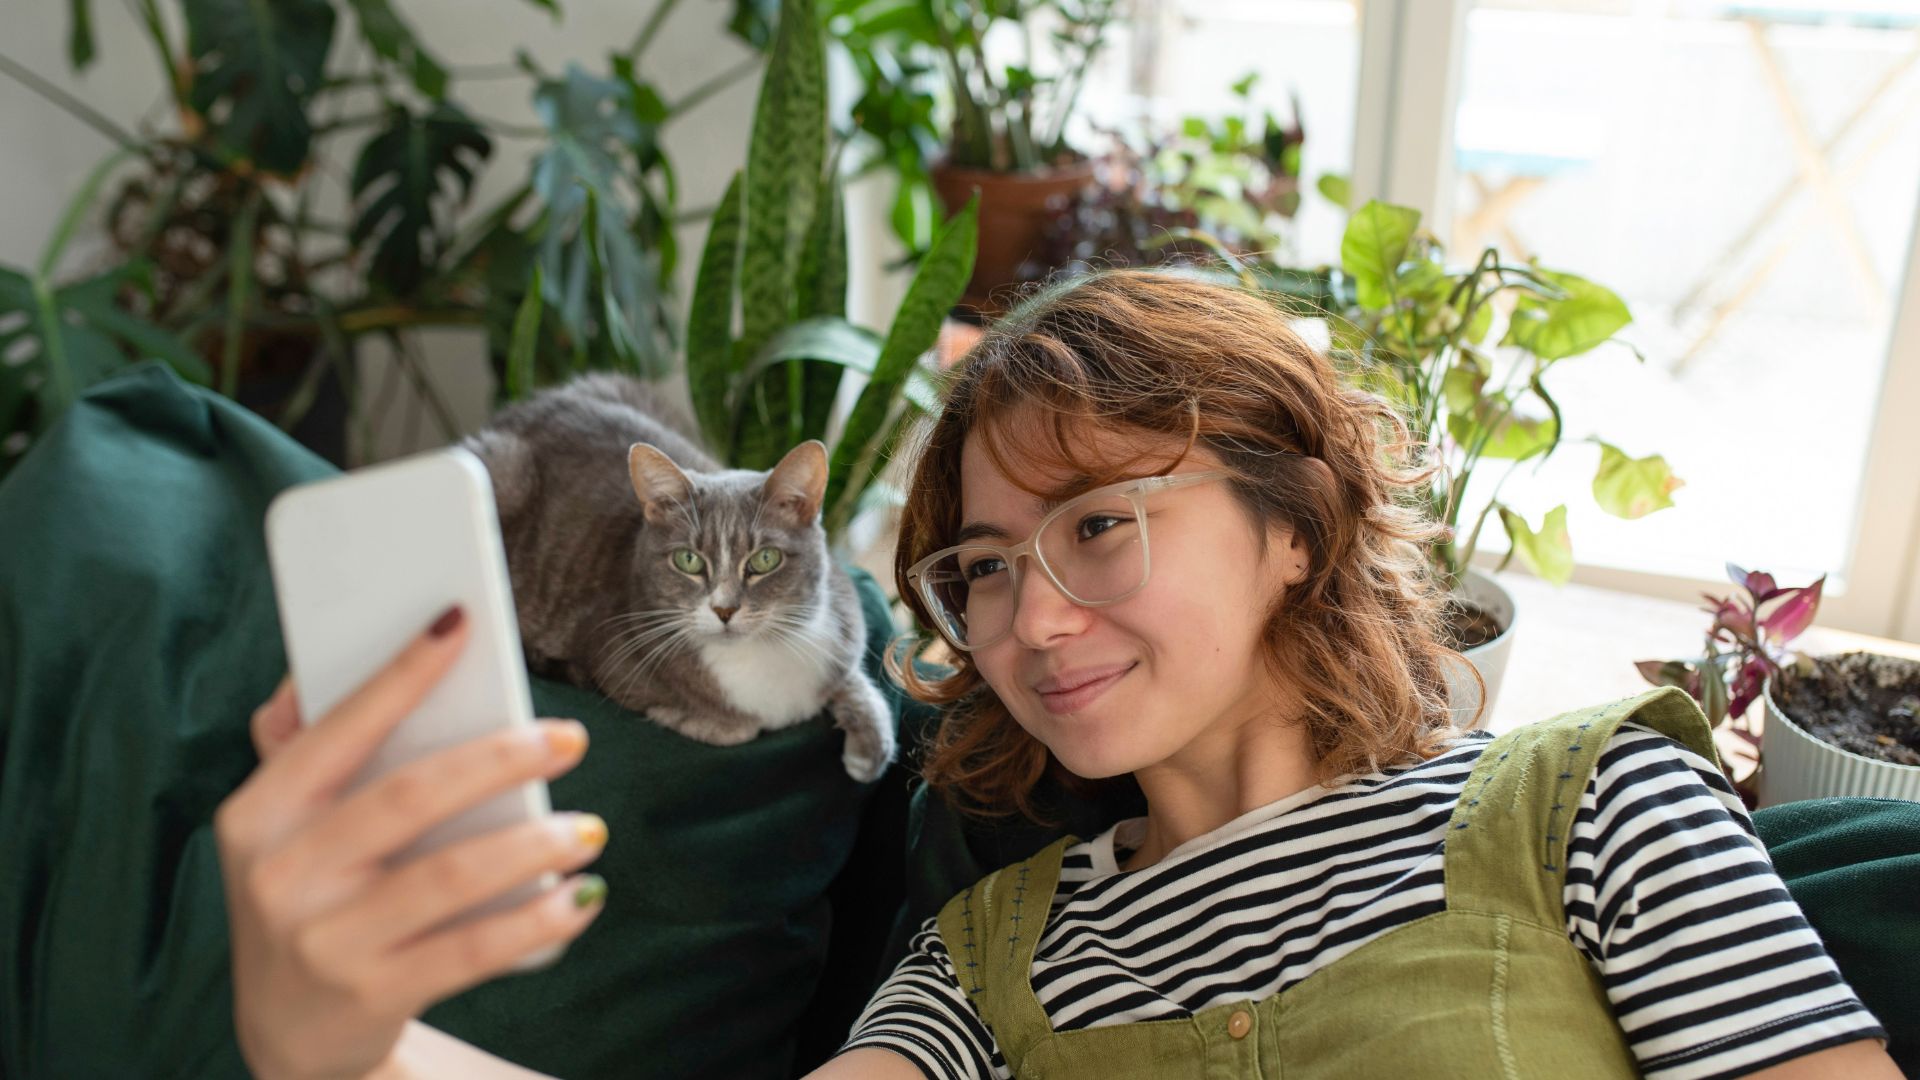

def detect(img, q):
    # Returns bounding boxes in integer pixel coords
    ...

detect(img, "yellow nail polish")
[575,813,608,849]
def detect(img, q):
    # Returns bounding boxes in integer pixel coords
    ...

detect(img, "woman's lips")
[1036,662,1136,715]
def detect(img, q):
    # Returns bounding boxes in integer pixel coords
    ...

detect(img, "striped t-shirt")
[840,723,1884,1079]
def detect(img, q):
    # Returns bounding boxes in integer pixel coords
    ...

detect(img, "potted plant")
[0,0,762,475]
[1032,72,1307,279]
[1637,564,1920,806]
[829,0,1118,313]
[1302,200,1684,724]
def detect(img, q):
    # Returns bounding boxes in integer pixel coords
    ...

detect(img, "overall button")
[1227,1009,1253,1040]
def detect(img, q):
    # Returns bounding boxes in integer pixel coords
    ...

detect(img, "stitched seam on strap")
[960,884,984,997]
[1541,720,1593,873]
[1491,915,1518,1080]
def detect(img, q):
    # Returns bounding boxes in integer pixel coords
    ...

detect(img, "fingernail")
[573,874,608,909]
[544,720,588,759]
[429,605,464,638]
[573,813,608,850]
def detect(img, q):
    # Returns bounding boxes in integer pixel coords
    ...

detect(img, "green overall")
[935,687,1720,1079]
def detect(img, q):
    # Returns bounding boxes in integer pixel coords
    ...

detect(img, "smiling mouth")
[1036,662,1137,714]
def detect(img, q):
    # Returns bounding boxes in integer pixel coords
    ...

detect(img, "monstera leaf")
[350,104,492,295]
[345,0,449,96]
[527,64,672,376]
[181,0,335,175]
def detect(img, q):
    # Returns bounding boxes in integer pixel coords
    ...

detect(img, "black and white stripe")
[840,723,1883,1080]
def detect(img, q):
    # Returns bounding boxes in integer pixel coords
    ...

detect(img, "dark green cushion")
[0,362,914,1078]
[1753,797,1920,1076]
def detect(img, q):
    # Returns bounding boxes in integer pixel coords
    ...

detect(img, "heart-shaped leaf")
[1340,200,1421,310]
[1591,439,1682,519]
[1497,504,1574,586]
[1501,269,1631,361]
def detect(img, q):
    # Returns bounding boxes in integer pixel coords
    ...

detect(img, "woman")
[217,271,1896,1079]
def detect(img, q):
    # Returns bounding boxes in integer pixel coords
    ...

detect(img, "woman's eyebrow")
[952,476,1101,544]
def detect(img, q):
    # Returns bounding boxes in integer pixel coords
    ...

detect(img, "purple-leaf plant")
[1635,563,1825,758]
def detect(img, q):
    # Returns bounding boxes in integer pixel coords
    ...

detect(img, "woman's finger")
[307,811,607,960]
[249,676,303,762]
[380,873,607,1014]
[254,606,471,815]
[273,719,588,907]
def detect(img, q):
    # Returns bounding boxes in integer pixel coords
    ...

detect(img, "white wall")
[0,0,777,458]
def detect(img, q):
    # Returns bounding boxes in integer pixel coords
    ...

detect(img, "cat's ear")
[764,440,828,526]
[628,443,694,524]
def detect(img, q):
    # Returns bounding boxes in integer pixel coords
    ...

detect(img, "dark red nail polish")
[429,605,464,638]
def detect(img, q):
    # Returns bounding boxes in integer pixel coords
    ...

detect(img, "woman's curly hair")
[887,268,1481,821]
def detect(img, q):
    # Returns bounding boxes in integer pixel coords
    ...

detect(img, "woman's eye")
[963,557,1006,582]
[1077,514,1128,541]
[748,547,783,574]
[671,549,706,575]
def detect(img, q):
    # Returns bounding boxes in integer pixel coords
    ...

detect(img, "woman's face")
[958,418,1309,780]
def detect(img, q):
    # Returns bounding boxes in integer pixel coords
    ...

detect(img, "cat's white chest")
[698,612,836,728]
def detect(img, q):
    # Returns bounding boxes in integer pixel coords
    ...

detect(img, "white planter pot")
[1447,569,1516,731]
[1758,655,1920,807]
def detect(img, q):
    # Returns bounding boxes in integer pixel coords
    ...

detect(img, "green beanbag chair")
[1753,797,1920,1076]
[0,362,935,1079]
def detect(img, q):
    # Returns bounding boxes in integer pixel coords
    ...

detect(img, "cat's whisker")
[596,619,692,672]
[596,608,685,630]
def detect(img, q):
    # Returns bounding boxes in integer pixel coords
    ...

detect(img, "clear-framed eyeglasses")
[906,470,1231,652]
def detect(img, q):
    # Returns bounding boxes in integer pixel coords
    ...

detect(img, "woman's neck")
[1119,695,1319,873]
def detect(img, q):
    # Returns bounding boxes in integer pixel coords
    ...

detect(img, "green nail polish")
[573,874,608,909]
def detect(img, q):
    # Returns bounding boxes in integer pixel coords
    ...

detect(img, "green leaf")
[823,194,976,523]
[345,0,449,97]
[741,0,826,361]
[350,104,492,295]
[181,0,336,175]
[688,171,746,450]
[506,266,544,400]
[1340,200,1421,310]
[528,64,672,377]
[1498,504,1574,586]
[1500,269,1631,361]
[1316,173,1350,210]
[796,148,848,321]
[1591,439,1682,519]
[1449,404,1556,462]
[68,0,97,70]
[733,317,883,452]
[0,262,206,471]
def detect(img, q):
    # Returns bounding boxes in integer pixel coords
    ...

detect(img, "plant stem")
[0,51,141,149]
[666,56,760,117]
[220,187,262,399]
[134,0,186,108]
[630,0,683,60]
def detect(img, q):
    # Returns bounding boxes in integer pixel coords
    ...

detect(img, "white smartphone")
[264,446,561,968]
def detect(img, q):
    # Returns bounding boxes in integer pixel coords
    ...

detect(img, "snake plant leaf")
[1340,200,1421,311]
[824,193,976,522]
[68,0,97,69]
[733,317,883,457]
[181,0,335,175]
[741,0,826,361]
[1590,439,1682,519]
[350,104,492,295]
[345,0,449,97]
[1497,503,1574,586]
[689,172,746,449]
[1501,269,1631,361]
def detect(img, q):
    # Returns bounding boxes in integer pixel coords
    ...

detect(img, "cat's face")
[621,440,832,644]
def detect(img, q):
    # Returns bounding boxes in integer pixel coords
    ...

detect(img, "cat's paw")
[649,707,759,747]
[834,676,897,783]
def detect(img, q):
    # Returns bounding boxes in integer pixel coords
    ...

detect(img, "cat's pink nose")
[712,605,738,623]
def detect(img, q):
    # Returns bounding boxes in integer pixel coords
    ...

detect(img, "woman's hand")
[215,607,608,1080]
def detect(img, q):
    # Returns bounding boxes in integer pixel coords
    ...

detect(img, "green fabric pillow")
[0,363,912,1078]
[1752,797,1920,1076]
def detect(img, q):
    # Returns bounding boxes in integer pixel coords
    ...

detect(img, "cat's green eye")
[748,547,783,574]
[671,548,707,575]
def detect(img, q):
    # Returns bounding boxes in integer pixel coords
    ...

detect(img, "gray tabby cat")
[461,373,895,782]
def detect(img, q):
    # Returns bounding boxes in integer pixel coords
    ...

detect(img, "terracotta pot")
[931,158,1096,317]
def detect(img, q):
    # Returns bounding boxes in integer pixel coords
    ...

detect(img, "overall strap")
[935,835,1077,1069]
[1444,686,1720,927]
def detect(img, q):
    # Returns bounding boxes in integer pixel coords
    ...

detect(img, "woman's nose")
[1009,556,1091,647]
